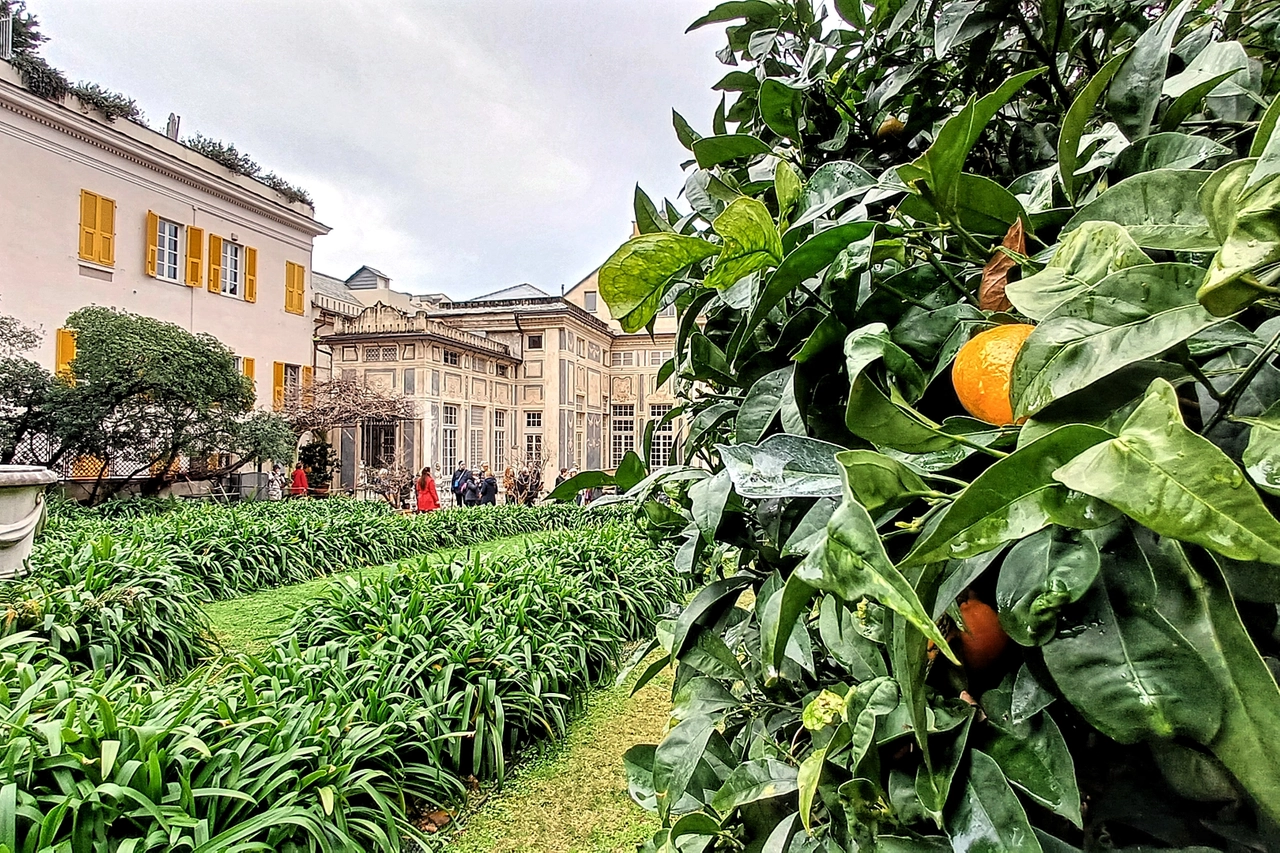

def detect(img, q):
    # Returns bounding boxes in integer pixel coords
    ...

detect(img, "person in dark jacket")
[461,468,480,506]
[479,465,498,505]
[525,464,542,506]
[451,462,467,507]
[514,466,531,505]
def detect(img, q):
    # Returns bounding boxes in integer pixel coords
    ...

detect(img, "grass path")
[204,531,550,654]
[440,661,673,853]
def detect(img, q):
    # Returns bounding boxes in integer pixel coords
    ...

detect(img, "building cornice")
[0,71,330,238]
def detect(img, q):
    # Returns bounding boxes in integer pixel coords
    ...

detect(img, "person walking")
[416,466,440,512]
[479,465,498,505]
[502,465,517,504]
[290,461,309,498]
[266,464,286,501]
[451,461,467,508]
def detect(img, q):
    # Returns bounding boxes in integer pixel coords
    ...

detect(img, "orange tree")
[559,0,1280,849]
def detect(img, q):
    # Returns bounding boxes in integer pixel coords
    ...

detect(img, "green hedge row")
[6,500,627,678]
[0,525,683,853]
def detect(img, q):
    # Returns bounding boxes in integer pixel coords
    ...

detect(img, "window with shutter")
[242,357,255,386]
[145,211,159,277]
[78,190,116,266]
[244,247,258,302]
[272,361,285,411]
[207,235,223,293]
[284,261,306,315]
[55,328,77,380]
[185,226,204,286]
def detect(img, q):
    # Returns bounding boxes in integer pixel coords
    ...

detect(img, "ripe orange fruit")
[951,323,1035,425]
[876,116,906,140]
[957,599,1009,672]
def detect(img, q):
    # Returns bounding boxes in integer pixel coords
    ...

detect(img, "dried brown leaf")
[979,218,1026,312]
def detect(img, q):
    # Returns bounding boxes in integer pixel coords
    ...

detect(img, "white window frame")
[220,241,242,298]
[442,405,459,471]
[526,411,542,429]
[443,350,460,366]
[156,218,182,282]
[527,334,543,350]
[611,404,635,468]
[650,404,675,466]
[584,291,598,312]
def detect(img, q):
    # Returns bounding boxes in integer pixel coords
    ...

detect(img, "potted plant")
[0,466,57,579]
[297,440,338,497]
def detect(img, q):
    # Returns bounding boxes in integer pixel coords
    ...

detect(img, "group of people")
[447,462,501,507]
[265,461,310,501]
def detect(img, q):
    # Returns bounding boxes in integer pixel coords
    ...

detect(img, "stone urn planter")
[0,466,57,580]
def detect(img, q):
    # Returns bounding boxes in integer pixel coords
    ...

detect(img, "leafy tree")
[582,0,1280,850]
[5,307,295,502]
[0,315,58,465]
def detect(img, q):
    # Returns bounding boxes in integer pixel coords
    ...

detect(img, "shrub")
[596,1,1280,851]
[1,524,683,851]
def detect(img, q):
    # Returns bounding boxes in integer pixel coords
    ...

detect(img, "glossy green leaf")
[947,750,1044,853]
[798,497,958,663]
[672,109,702,150]
[670,576,754,659]
[900,173,1029,236]
[899,68,1045,213]
[687,0,781,32]
[835,449,931,513]
[1146,536,1280,822]
[980,688,1082,827]
[790,161,878,230]
[706,198,783,290]
[996,526,1101,647]
[1198,165,1280,316]
[1112,133,1231,176]
[689,469,733,543]
[654,715,718,820]
[1161,69,1245,132]
[672,677,741,721]
[1064,169,1217,251]
[1011,263,1217,418]
[1011,664,1055,724]
[818,594,887,679]
[759,79,804,139]
[1250,93,1280,159]
[710,758,799,813]
[916,705,975,828]
[902,425,1115,566]
[600,234,718,333]
[1239,400,1280,496]
[635,184,673,234]
[736,222,876,359]
[775,160,802,219]
[760,571,818,679]
[1059,51,1129,202]
[1042,526,1223,744]
[934,0,981,58]
[736,366,794,445]
[1054,380,1280,565]
[717,434,845,498]
[1005,222,1152,320]
[692,133,772,169]
[1107,0,1194,138]
[847,676,901,768]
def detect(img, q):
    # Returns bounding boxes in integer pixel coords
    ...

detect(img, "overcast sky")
[36,1,727,299]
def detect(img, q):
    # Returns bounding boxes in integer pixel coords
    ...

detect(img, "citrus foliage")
[594,0,1280,849]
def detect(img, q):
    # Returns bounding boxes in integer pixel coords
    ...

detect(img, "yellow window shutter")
[97,196,115,265]
[244,246,258,303]
[185,226,204,286]
[55,328,77,378]
[284,261,306,315]
[284,262,294,313]
[79,190,99,261]
[242,357,255,384]
[145,211,159,277]
[272,361,285,411]
[207,234,223,293]
[302,365,313,388]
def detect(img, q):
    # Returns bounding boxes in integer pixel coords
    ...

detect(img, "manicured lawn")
[205,531,551,654]
[439,658,673,853]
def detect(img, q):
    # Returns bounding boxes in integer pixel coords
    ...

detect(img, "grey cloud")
[39,1,726,297]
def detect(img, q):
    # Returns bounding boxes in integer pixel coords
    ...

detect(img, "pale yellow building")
[0,62,328,417]
[311,268,683,495]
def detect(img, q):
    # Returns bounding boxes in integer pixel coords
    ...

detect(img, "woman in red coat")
[416,466,440,512]
[290,461,309,497]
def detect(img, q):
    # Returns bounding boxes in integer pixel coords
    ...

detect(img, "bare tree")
[283,378,415,434]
